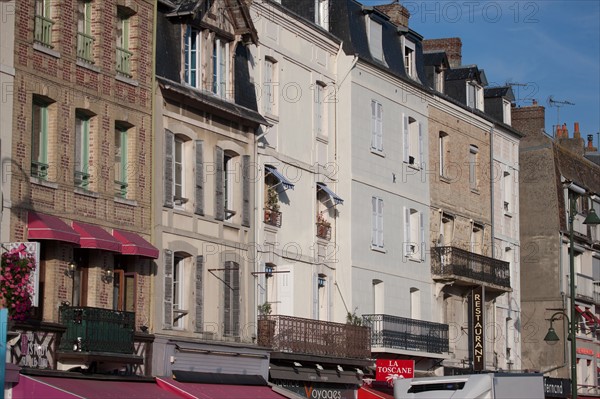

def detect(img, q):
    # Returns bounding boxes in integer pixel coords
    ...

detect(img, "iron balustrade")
[31,161,49,179]
[34,15,54,47]
[116,47,133,76]
[77,32,94,62]
[431,246,511,289]
[74,170,90,188]
[257,315,370,359]
[363,314,449,354]
[59,306,135,354]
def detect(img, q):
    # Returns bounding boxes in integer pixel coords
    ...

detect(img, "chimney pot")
[532,99,538,105]
[574,122,580,138]
[588,135,594,149]
[562,123,568,137]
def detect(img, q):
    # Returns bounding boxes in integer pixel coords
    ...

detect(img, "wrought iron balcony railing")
[74,170,90,189]
[431,246,511,289]
[264,209,282,228]
[116,47,133,76]
[34,15,54,47]
[316,223,331,240]
[31,161,49,179]
[363,314,449,354]
[58,306,135,354]
[115,180,128,198]
[77,32,94,62]
[257,315,370,359]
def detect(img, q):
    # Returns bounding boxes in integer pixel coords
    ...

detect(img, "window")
[315,273,328,321]
[469,145,479,191]
[503,99,511,125]
[371,100,383,152]
[184,26,201,88]
[113,256,136,312]
[440,213,454,246]
[403,38,416,78]
[174,137,185,205]
[114,124,128,198]
[404,207,425,260]
[212,38,228,97]
[471,223,484,255]
[592,200,600,242]
[77,1,93,62]
[72,249,89,307]
[116,12,132,76]
[263,58,276,114]
[314,82,326,136]
[34,0,54,47]
[366,18,383,62]
[74,111,91,188]
[31,97,51,179]
[439,132,448,177]
[466,81,483,110]
[223,261,240,337]
[410,288,420,319]
[172,255,187,329]
[503,170,512,213]
[435,68,445,93]
[371,196,384,249]
[372,279,384,314]
[224,153,234,215]
[315,0,328,29]
[403,115,423,167]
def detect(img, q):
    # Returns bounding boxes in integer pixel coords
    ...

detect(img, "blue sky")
[363,0,600,147]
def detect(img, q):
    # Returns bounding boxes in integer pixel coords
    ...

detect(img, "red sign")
[375,359,415,382]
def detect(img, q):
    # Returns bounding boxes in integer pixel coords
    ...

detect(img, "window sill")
[370,148,385,158]
[74,188,100,198]
[30,176,58,189]
[504,211,514,218]
[33,42,60,58]
[76,59,100,73]
[316,134,329,144]
[116,74,139,87]
[114,197,138,207]
[440,175,452,184]
[471,188,480,195]
[404,162,421,171]
[371,245,386,253]
[405,255,422,263]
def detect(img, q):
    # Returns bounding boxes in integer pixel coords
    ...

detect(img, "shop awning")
[27,212,80,244]
[575,306,596,325]
[358,385,395,399]
[265,165,295,190]
[112,229,159,259]
[72,222,122,252]
[317,182,344,205]
[157,377,287,399]
[12,375,181,399]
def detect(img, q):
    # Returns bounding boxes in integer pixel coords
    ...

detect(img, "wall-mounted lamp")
[66,261,77,278]
[265,265,274,278]
[102,268,114,284]
[318,277,326,288]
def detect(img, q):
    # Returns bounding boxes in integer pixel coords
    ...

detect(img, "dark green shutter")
[195,140,204,215]
[194,255,204,332]
[163,249,173,329]
[215,146,225,220]
[164,130,174,208]
[241,155,251,227]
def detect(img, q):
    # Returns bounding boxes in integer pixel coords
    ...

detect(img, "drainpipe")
[149,0,158,333]
[489,126,495,259]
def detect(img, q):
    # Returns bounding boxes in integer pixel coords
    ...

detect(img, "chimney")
[512,103,545,137]
[557,123,585,156]
[574,122,581,139]
[587,135,596,151]
[562,123,568,137]
[423,38,462,68]
[375,2,410,29]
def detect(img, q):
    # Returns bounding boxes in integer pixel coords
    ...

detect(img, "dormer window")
[466,81,483,110]
[402,37,416,78]
[503,99,511,125]
[434,67,444,93]
[366,18,384,63]
[315,0,328,29]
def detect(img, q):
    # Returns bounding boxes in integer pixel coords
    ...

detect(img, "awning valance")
[317,182,344,205]
[157,377,287,399]
[112,230,159,259]
[265,165,295,190]
[72,222,122,252]
[27,212,80,244]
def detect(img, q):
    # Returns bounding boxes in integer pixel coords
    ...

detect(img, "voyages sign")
[472,286,484,371]
[375,359,414,382]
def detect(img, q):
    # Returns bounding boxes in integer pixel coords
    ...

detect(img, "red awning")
[156,378,287,399]
[27,212,80,244]
[358,385,395,399]
[575,306,596,325]
[72,222,122,252]
[12,375,182,399]
[112,229,159,259]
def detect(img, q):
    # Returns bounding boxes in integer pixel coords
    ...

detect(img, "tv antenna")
[505,82,529,105]
[548,96,575,132]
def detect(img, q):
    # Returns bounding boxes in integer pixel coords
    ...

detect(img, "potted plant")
[265,187,280,223]
[257,302,275,347]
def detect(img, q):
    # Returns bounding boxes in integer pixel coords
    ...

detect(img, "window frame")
[34,0,54,47]
[184,26,201,88]
[371,196,384,250]
[116,12,132,76]
[172,255,187,329]
[402,37,416,78]
[366,17,384,63]
[371,100,383,152]
[403,115,423,168]
[76,1,93,62]
[174,137,185,205]
[114,124,128,198]
[404,207,425,260]
[212,37,229,97]
[31,97,50,179]
[439,131,448,177]
[469,145,479,191]
[74,111,91,188]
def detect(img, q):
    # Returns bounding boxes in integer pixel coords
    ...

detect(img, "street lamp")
[547,186,600,399]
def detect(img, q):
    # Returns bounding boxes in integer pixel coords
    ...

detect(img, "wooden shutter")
[420,211,425,260]
[194,140,204,215]
[164,130,174,208]
[242,155,251,227]
[223,261,232,335]
[377,198,384,247]
[404,207,411,257]
[371,197,377,246]
[232,263,240,337]
[194,255,204,332]
[163,249,173,329]
[403,114,409,163]
[376,102,383,150]
[215,146,225,220]
[418,122,424,168]
[371,101,377,149]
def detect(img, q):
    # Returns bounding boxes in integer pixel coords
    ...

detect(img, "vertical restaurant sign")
[472,286,484,371]
[376,359,414,382]
[1,242,41,307]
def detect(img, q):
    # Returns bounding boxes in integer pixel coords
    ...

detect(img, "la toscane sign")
[376,359,415,381]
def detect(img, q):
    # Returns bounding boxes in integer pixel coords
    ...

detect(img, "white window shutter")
[403,114,409,163]
[404,207,410,257]
[371,101,377,149]
[376,102,383,151]
[371,196,377,246]
[377,198,384,247]
[420,211,425,260]
[418,122,424,168]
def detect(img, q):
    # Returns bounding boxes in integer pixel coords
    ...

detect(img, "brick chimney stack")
[558,122,585,156]
[375,1,410,29]
[574,122,581,139]
[586,135,597,152]
[512,102,546,137]
[423,38,462,68]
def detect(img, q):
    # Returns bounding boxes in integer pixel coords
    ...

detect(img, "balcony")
[431,246,511,292]
[573,274,595,303]
[115,180,128,198]
[74,170,90,189]
[116,47,133,76]
[363,314,449,355]
[264,209,282,228]
[58,306,135,355]
[34,15,54,47]
[31,161,49,179]
[316,223,331,240]
[76,32,94,62]
[257,315,370,359]
[594,282,600,305]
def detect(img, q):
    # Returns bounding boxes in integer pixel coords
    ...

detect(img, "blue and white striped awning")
[317,182,344,205]
[265,165,295,190]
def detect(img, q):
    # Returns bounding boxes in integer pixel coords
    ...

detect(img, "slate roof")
[446,65,480,81]
[423,51,449,68]
[484,86,515,101]
[555,144,600,194]
[157,77,269,127]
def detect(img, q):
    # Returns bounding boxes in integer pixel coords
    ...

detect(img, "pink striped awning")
[27,212,80,244]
